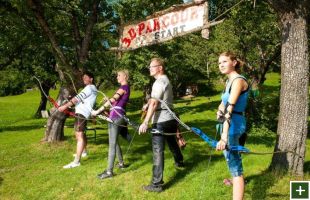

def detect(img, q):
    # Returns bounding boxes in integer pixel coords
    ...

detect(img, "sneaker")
[175,161,185,168]
[97,170,113,179]
[116,163,129,169]
[73,152,88,158]
[63,161,80,169]
[142,184,163,192]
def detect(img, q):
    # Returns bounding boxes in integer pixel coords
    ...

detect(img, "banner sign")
[119,3,208,50]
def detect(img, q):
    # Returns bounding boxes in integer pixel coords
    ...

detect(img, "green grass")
[0,75,309,200]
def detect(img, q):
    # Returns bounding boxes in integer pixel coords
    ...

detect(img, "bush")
[246,88,280,132]
[0,70,27,96]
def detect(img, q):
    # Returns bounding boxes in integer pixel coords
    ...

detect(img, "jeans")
[223,133,245,177]
[107,117,126,172]
[151,120,184,185]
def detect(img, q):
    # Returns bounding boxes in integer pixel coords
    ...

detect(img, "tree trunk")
[34,80,54,118]
[43,109,67,142]
[27,0,100,142]
[41,87,74,142]
[269,2,309,175]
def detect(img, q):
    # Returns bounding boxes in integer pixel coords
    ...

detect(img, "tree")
[115,0,194,94]
[0,1,58,117]
[267,0,309,175]
[24,0,115,141]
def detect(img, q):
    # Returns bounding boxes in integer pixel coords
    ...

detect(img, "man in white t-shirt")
[139,58,184,192]
[58,71,97,169]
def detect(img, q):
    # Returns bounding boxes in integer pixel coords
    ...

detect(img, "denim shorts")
[223,133,244,177]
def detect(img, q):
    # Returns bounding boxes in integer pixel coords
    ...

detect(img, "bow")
[34,75,118,125]
[96,90,141,128]
[190,127,250,153]
[32,76,75,117]
[155,98,250,153]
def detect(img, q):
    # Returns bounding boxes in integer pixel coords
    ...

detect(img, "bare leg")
[233,175,244,200]
[74,131,86,163]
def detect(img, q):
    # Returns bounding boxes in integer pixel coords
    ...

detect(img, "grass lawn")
[0,72,309,200]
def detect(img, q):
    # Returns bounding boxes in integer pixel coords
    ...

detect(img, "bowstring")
[61,73,118,124]
[64,71,78,95]
[34,75,113,125]
[97,90,137,160]
[198,111,217,199]
[34,75,305,161]
[32,76,55,111]
[32,76,66,116]
[96,91,180,133]
[109,95,304,156]
[153,97,216,198]
[64,84,190,135]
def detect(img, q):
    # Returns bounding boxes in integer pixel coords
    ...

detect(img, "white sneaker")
[63,161,81,169]
[73,152,88,158]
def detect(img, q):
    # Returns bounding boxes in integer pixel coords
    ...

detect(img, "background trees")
[1,0,309,175]
[0,0,58,117]
[25,0,116,141]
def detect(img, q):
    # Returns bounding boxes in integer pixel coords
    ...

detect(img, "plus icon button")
[296,185,306,196]
[291,181,310,199]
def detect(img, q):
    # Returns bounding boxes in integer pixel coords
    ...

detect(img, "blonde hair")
[117,69,129,81]
[151,57,165,68]
[220,51,244,73]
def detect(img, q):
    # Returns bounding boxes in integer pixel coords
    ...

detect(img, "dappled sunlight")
[1,78,309,199]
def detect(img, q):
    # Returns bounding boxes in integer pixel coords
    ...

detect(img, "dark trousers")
[151,120,184,185]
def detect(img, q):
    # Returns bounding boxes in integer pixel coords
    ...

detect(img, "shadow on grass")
[89,132,109,146]
[174,100,219,117]
[164,153,223,190]
[162,118,224,189]
[246,168,286,199]
[245,135,276,148]
[304,161,310,173]
[1,124,45,132]
[122,135,153,165]
[106,119,225,188]
[0,177,3,186]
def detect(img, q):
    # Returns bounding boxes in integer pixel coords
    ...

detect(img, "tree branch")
[79,0,99,65]
[258,43,281,84]
[71,11,82,59]
[27,0,71,68]
[267,0,310,14]
[1,1,39,33]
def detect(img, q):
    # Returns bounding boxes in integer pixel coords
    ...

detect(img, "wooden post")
[201,1,209,39]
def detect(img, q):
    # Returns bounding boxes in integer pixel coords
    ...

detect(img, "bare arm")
[92,88,126,116]
[143,98,158,125]
[103,88,126,107]
[139,98,159,134]
[217,101,225,120]
[58,97,78,112]
[217,79,248,150]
